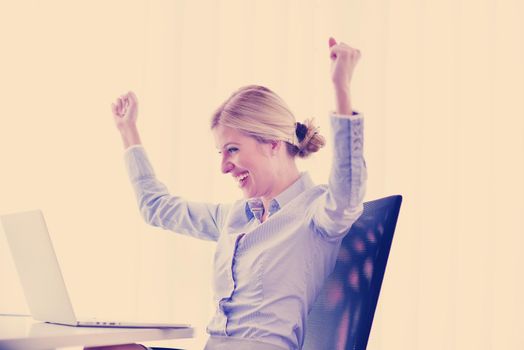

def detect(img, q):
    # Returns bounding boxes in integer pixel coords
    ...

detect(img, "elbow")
[330,205,364,234]
[138,194,167,227]
[314,204,364,240]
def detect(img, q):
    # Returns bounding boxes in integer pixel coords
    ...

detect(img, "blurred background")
[0,0,523,349]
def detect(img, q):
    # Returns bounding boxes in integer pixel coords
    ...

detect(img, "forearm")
[329,115,366,209]
[119,125,142,149]
[334,86,352,116]
[313,114,366,239]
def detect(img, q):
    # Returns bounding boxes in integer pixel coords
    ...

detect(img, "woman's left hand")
[329,37,361,91]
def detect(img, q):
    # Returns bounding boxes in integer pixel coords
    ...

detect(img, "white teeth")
[235,172,249,182]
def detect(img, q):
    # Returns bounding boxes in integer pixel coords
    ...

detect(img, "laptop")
[0,209,190,328]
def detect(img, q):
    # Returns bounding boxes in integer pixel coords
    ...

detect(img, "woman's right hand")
[111,91,138,131]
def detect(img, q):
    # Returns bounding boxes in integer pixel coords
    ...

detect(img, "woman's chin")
[241,187,255,199]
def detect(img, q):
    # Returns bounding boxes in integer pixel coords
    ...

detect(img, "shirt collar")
[244,172,314,221]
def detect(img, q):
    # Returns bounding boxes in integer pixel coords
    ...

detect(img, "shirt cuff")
[330,110,363,120]
[124,144,144,154]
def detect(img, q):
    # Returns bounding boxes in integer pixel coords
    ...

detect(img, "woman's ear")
[269,140,281,155]
[260,140,282,157]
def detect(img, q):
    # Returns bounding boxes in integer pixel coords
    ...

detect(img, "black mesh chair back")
[302,195,402,350]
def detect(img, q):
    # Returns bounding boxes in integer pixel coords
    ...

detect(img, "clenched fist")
[111,91,142,148]
[329,37,361,90]
[111,91,139,131]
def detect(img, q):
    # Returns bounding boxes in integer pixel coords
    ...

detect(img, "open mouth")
[236,172,249,188]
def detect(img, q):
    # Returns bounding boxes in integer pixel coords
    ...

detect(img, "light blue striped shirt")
[124,112,366,350]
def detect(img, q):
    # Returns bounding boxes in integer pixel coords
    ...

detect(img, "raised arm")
[312,38,367,240]
[111,92,227,241]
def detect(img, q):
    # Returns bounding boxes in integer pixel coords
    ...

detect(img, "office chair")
[152,195,401,350]
[302,195,402,350]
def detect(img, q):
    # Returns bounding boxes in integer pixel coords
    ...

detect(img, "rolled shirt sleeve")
[312,111,367,240]
[124,145,229,241]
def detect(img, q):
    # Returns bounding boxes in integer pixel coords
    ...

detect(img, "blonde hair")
[210,85,325,158]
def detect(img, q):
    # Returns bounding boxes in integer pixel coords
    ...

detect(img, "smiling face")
[213,124,278,199]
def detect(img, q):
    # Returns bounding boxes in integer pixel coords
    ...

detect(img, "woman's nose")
[221,158,234,174]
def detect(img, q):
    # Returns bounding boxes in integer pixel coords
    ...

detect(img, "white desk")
[0,315,194,350]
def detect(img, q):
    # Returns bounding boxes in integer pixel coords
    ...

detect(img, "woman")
[105,37,366,350]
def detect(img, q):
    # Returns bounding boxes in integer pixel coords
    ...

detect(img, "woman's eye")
[218,147,239,155]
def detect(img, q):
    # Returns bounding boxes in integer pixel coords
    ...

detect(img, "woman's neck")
[260,161,301,214]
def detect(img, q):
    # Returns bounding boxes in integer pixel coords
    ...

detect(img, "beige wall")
[0,1,522,349]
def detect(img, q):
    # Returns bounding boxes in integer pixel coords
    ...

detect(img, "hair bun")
[295,122,308,142]
[294,118,326,158]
